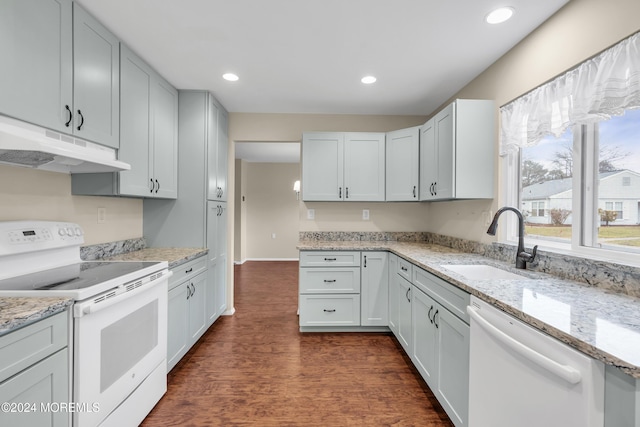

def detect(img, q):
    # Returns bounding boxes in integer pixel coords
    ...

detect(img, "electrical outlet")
[362,209,370,220]
[97,207,106,224]
[307,209,315,220]
[271,233,276,239]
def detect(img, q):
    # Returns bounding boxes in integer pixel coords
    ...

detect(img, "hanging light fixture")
[293,180,301,200]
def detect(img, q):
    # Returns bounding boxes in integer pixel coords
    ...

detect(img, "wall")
[239,162,300,261]
[429,0,640,243]
[0,165,142,245]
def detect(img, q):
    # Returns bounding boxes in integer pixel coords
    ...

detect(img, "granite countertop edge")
[103,247,209,269]
[298,240,640,379]
[0,297,72,337]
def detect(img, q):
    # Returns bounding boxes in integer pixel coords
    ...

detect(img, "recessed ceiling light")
[361,75,377,84]
[223,73,239,82]
[485,7,514,24]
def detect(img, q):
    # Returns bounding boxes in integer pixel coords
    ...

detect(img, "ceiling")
[75,0,570,117]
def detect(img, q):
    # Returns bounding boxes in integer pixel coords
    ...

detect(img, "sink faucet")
[486,207,538,269]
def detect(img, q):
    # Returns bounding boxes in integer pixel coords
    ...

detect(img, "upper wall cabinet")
[302,132,385,201]
[386,126,420,201]
[419,99,494,201]
[207,98,228,202]
[71,44,178,198]
[0,0,120,149]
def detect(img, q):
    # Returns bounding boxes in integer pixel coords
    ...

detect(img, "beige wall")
[239,162,300,261]
[0,165,142,245]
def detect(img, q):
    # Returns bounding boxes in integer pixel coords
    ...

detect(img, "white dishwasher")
[467,296,604,427]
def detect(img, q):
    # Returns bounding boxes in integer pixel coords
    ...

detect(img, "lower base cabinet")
[0,311,69,427]
[167,256,209,371]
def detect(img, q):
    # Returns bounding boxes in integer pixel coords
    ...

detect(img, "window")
[501,32,640,262]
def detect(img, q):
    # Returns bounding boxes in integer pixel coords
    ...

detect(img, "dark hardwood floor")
[142,261,453,426]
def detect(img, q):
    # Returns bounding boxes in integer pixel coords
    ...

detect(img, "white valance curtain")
[500,31,640,155]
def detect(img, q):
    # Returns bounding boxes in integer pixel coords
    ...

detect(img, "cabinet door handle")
[150,179,155,193]
[186,284,191,299]
[363,255,367,268]
[323,309,336,313]
[155,179,160,193]
[428,305,434,324]
[76,109,84,131]
[190,283,195,296]
[433,182,437,196]
[400,266,408,272]
[434,309,439,328]
[430,183,434,196]
[324,257,337,261]
[406,287,411,302]
[65,105,73,127]
[413,185,416,198]
[345,187,349,199]
[339,187,342,198]
[185,267,193,274]
[323,279,336,283]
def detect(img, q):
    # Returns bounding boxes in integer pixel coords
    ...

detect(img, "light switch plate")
[307,209,315,220]
[362,209,370,220]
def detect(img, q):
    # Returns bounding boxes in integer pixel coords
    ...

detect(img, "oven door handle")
[73,270,172,318]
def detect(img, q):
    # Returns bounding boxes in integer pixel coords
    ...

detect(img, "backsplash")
[81,238,146,260]
[300,231,640,298]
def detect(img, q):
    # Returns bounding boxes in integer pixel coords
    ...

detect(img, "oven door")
[73,272,169,427]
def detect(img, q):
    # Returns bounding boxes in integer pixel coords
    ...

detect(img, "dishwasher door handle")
[467,305,582,385]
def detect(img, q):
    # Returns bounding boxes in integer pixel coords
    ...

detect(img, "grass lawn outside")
[525,224,640,247]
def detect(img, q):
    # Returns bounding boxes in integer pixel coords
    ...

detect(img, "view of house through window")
[519,109,640,253]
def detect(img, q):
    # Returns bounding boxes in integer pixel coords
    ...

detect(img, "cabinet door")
[433,103,455,199]
[302,132,344,201]
[216,202,228,315]
[419,118,437,200]
[206,95,219,200]
[188,272,208,342]
[0,349,69,427]
[152,76,178,198]
[435,307,469,427]
[344,133,385,201]
[216,109,229,201]
[167,282,189,371]
[388,254,399,334]
[386,127,420,201]
[0,0,73,133]
[119,44,152,197]
[412,287,437,387]
[361,252,388,326]
[397,276,413,355]
[72,3,119,148]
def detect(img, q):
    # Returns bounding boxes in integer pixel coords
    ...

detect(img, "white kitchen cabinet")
[0,311,69,427]
[420,99,494,201]
[167,256,208,371]
[71,44,178,198]
[302,132,385,201]
[206,97,229,201]
[388,253,399,334]
[360,251,388,326]
[0,0,119,149]
[0,0,73,134]
[386,126,420,201]
[604,364,640,426]
[72,3,120,148]
[396,275,413,355]
[207,200,228,325]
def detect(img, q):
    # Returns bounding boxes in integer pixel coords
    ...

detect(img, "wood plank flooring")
[142,261,453,426]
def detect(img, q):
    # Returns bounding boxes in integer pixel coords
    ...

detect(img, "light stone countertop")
[104,247,208,269]
[298,240,640,379]
[0,297,72,336]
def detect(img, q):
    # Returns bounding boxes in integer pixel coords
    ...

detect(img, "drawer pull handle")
[324,279,336,283]
[323,309,336,313]
[401,266,408,272]
[324,257,337,261]
[185,267,193,273]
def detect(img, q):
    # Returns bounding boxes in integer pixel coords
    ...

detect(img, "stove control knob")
[58,228,67,236]
[74,228,83,236]
[66,227,74,236]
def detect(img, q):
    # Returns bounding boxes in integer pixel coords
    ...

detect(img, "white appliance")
[467,296,604,427]
[0,114,130,173]
[0,221,169,427]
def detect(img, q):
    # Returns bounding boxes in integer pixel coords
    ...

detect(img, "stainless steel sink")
[440,264,524,280]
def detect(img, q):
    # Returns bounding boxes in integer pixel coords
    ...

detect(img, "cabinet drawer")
[300,251,360,267]
[397,257,413,281]
[170,256,207,290]
[299,295,361,326]
[413,267,470,323]
[0,311,68,383]
[299,267,360,294]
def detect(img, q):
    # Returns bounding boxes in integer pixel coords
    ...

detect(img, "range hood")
[0,115,130,174]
